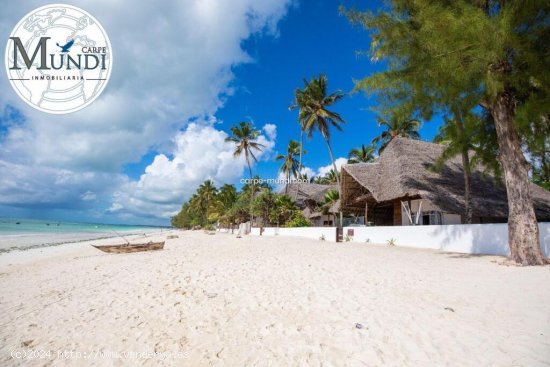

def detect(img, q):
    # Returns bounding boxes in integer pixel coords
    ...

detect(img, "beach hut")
[340,137,550,226]
[285,182,340,226]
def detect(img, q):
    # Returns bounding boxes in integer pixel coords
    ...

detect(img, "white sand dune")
[0,231,549,366]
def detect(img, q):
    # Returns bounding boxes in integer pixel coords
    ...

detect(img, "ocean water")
[0,218,168,252]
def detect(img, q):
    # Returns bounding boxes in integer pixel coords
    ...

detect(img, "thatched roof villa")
[341,137,550,226]
[286,182,339,226]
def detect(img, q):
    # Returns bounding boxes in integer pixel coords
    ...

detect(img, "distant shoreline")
[0,229,165,253]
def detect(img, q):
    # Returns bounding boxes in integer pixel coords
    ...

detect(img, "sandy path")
[0,231,549,366]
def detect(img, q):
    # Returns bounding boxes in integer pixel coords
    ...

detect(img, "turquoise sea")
[0,218,169,252]
[0,217,165,235]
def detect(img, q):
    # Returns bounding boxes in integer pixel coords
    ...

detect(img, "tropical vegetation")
[172,1,550,266]
[172,180,309,229]
[342,0,550,265]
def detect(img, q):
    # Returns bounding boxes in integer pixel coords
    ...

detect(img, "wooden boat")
[92,241,164,254]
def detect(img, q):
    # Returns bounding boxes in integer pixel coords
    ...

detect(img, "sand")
[0,230,549,366]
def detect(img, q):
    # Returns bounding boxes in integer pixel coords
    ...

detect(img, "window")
[412,211,442,225]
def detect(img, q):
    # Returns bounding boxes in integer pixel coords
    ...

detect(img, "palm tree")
[312,175,325,184]
[225,121,265,222]
[372,116,420,154]
[276,140,303,193]
[323,169,339,184]
[297,172,309,181]
[215,184,238,230]
[193,180,218,226]
[225,121,265,180]
[293,74,345,225]
[290,93,308,174]
[322,190,340,226]
[272,194,298,226]
[348,143,376,164]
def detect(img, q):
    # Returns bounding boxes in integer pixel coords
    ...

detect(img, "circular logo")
[5,4,112,114]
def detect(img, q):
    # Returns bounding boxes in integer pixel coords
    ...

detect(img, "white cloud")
[263,123,277,141]
[0,159,123,208]
[0,0,292,221]
[108,121,276,218]
[315,157,348,177]
[80,191,97,202]
[299,166,316,179]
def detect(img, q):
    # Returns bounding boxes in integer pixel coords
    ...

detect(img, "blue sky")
[0,0,442,225]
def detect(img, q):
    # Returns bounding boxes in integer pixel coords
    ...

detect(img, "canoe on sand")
[92,241,164,254]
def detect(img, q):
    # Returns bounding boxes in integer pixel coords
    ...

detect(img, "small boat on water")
[92,241,165,254]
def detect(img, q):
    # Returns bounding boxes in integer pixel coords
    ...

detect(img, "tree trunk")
[246,155,254,226]
[325,138,343,227]
[460,148,473,224]
[298,129,304,175]
[491,92,545,265]
[453,110,473,224]
[541,149,550,184]
[285,172,290,194]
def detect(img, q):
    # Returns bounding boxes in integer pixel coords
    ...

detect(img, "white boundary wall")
[250,223,550,257]
[250,227,336,241]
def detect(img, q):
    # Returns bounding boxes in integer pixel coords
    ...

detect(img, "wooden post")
[364,201,368,225]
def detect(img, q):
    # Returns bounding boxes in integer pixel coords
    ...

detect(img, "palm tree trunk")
[246,154,254,226]
[454,109,473,224]
[298,129,304,175]
[324,137,342,227]
[491,92,544,265]
[285,172,290,194]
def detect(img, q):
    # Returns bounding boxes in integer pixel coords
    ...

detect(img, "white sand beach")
[0,231,549,366]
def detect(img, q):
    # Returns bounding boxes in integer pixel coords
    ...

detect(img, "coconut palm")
[312,175,325,184]
[348,143,376,164]
[271,194,298,226]
[289,95,307,174]
[372,116,420,153]
[322,190,340,226]
[323,169,339,184]
[297,172,309,181]
[293,74,345,225]
[276,140,304,193]
[225,121,265,180]
[293,75,345,179]
[225,121,265,222]
[214,184,238,230]
[192,180,218,225]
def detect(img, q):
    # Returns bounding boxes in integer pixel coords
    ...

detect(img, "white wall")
[344,223,550,256]
[250,223,550,257]
[250,227,336,241]
[442,213,462,225]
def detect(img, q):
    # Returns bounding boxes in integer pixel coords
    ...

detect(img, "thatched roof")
[284,182,339,213]
[341,137,550,220]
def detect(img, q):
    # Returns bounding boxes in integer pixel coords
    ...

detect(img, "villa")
[340,137,550,226]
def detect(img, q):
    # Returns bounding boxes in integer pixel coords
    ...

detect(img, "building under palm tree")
[340,137,550,225]
[285,182,339,226]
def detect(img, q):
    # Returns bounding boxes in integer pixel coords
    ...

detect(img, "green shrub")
[285,211,311,227]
